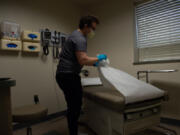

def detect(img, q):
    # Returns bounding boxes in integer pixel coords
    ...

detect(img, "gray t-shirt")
[56,30,87,74]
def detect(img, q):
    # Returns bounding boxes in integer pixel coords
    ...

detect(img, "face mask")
[87,30,95,39]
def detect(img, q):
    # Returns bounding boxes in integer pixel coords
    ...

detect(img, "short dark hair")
[79,15,100,29]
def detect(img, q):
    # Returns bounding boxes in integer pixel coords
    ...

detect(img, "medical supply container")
[0,39,22,51]
[0,21,21,40]
[22,31,40,42]
[22,42,41,52]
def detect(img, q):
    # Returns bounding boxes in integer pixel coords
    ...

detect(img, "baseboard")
[13,110,67,131]
[160,117,180,126]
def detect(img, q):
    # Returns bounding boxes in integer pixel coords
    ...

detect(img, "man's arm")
[76,51,98,66]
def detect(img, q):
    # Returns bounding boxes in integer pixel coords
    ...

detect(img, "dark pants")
[56,73,83,135]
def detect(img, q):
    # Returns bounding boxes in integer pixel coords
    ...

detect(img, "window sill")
[133,59,180,65]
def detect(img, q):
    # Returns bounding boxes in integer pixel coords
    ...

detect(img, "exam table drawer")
[124,106,161,121]
[124,114,160,135]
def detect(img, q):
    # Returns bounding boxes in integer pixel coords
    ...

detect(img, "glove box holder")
[0,39,22,51]
[23,42,41,52]
[22,31,40,42]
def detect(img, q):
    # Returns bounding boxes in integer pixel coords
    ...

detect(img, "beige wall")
[84,0,180,120]
[0,0,82,114]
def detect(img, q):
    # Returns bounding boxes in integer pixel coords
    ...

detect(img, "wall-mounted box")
[22,31,40,42]
[0,39,22,51]
[0,21,21,40]
[23,42,41,52]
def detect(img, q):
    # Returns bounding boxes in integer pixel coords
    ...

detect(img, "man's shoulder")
[70,30,80,37]
[70,30,86,43]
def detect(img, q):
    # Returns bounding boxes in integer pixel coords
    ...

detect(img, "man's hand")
[93,54,108,67]
[97,54,107,61]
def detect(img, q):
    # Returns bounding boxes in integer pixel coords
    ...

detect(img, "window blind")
[135,0,180,62]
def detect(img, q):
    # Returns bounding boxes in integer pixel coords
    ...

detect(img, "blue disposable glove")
[97,54,107,61]
[93,61,99,67]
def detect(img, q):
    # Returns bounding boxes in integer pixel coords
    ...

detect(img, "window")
[134,0,180,63]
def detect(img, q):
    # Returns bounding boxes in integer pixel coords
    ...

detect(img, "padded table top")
[83,85,125,112]
[83,85,165,112]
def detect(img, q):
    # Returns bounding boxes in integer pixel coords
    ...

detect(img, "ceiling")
[69,0,105,8]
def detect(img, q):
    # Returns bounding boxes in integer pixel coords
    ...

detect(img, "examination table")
[80,63,168,135]
[81,85,166,135]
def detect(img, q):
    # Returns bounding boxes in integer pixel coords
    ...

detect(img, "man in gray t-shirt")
[57,30,88,74]
[56,15,107,135]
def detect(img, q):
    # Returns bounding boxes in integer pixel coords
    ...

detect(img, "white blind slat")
[138,22,180,33]
[137,2,179,15]
[137,13,180,26]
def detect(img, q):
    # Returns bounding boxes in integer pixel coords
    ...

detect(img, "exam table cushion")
[83,85,166,112]
[83,86,125,112]
[13,104,48,123]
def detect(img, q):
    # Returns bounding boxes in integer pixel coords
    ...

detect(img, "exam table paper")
[98,60,165,104]
[81,77,102,86]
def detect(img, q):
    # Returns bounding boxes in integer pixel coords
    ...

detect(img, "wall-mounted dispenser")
[0,21,22,51]
[0,21,21,40]
[22,30,41,53]
[22,31,40,42]
[23,42,40,52]
[0,39,22,51]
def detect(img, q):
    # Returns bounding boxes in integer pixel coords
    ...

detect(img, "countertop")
[0,79,16,88]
